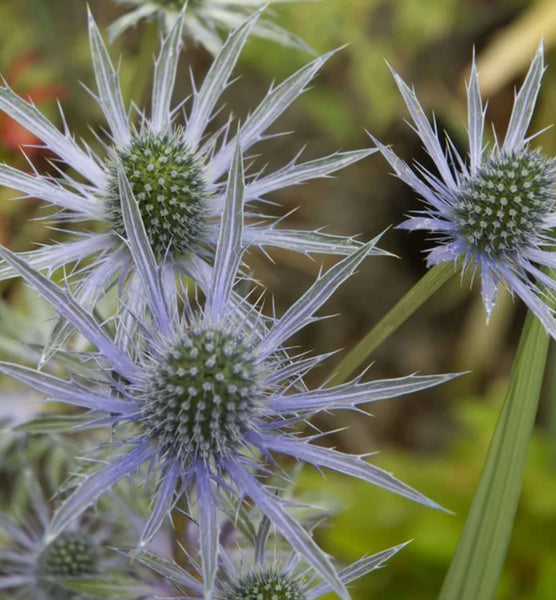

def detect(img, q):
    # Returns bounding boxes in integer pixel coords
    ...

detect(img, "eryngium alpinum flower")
[0,145,454,600]
[0,10,377,322]
[108,0,311,55]
[136,514,408,600]
[371,43,556,334]
[0,469,144,600]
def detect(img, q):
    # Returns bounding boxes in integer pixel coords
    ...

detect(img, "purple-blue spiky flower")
[371,43,556,333]
[0,144,455,600]
[0,468,153,600]
[136,513,408,600]
[0,10,378,324]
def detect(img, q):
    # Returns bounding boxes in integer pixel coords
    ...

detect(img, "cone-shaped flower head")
[37,533,99,600]
[38,532,99,577]
[371,43,556,334]
[108,0,312,55]
[105,131,210,259]
[142,324,266,462]
[227,569,306,600]
[0,10,377,330]
[0,145,456,600]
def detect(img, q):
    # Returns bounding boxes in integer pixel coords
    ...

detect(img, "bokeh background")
[1,0,556,597]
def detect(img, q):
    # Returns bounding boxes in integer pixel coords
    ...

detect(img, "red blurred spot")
[0,49,68,157]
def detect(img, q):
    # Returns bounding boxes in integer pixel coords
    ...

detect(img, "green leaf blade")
[438,311,549,600]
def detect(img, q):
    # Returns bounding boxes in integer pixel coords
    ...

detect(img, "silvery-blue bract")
[0,10,378,326]
[0,142,455,599]
[108,0,312,54]
[135,514,409,600]
[372,44,556,335]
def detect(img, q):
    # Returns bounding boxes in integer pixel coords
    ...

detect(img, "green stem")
[125,20,160,107]
[437,310,549,600]
[328,261,457,386]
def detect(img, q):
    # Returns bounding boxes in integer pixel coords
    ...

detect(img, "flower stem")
[328,261,457,385]
[125,19,159,107]
[437,309,549,600]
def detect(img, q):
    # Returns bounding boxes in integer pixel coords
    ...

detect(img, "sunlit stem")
[328,261,458,386]
[437,309,549,600]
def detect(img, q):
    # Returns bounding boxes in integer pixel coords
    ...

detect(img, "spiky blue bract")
[107,0,313,55]
[0,144,456,600]
[0,10,379,332]
[135,514,409,600]
[372,43,556,335]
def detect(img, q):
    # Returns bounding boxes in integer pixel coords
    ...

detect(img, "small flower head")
[37,532,99,600]
[107,0,311,55]
[226,568,306,600]
[372,43,556,334]
[38,532,99,578]
[142,326,264,461]
[452,149,556,260]
[0,467,146,600]
[106,132,209,258]
[0,147,456,600]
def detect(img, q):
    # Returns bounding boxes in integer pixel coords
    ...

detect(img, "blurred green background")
[2,0,556,597]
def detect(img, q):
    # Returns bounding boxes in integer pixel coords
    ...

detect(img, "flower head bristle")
[106,133,209,258]
[453,149,556,259]
[226,568,306,600]
[142,328,262,461]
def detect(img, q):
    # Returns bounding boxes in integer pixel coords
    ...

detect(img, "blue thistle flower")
[107,0,312,54]
[371,43,556,333]
[135,514,408,600]
[0,10,378,325]
[0,468,150,600]
[0,145,455,600]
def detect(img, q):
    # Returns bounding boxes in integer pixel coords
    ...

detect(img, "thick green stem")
[328,261,457,386]
[437,310,549,600]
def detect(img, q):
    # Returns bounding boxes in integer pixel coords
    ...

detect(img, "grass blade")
[438,309,549,600]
